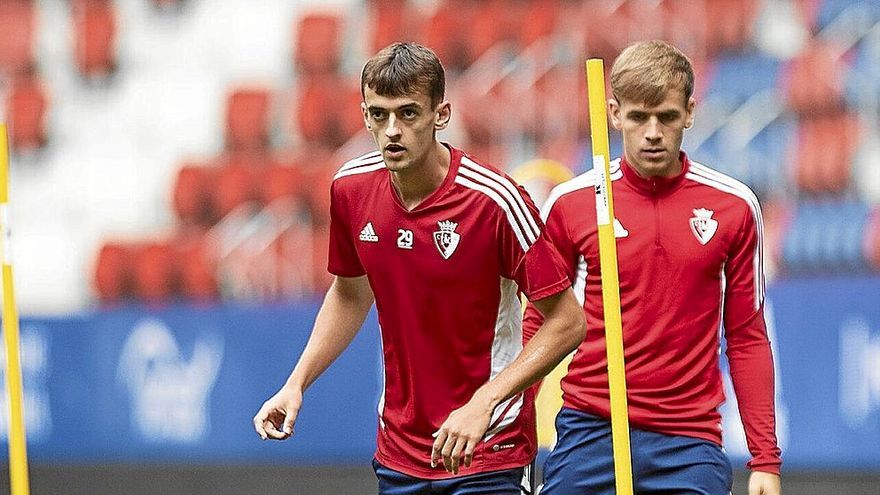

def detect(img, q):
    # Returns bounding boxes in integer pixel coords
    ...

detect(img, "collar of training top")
[620,151,690,195]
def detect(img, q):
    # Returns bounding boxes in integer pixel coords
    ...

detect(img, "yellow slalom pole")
[585,60,633,494]
[0,123,31,495]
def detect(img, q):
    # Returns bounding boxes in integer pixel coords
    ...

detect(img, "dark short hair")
[361,42,445,107]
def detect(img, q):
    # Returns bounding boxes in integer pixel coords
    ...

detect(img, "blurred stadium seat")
[4,74,49,151]
[225,86,273,151]
[368,0,414,53]
[293,75,363,147]
[791,112,861,194]
[72,0,118,79]
[132,240,176,303]
[783,40,848,116]
[294,11,344,75]
[709,53,782,105]
[0,0,36,76]
[815,0,880,31]
[176,230,219,301]
[94,241,135,302]
[173,162,215,227]
[212,158,258,219]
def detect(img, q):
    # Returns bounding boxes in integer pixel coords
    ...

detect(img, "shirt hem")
[373,452,533,480]
[526,278,571,303]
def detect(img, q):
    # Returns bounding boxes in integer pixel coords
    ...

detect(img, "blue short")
[372,458,534,495]
[540,408,732,495]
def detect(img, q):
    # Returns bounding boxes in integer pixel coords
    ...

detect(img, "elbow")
[562,310,586,353]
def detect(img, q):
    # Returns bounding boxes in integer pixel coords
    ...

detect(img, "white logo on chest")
[433,220,460,259]
[359,222,379,242]
[689,208,718,245]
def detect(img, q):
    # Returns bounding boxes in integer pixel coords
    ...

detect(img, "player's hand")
[431,392,495,475]
[748,471,781,495]
[253,386,303,441]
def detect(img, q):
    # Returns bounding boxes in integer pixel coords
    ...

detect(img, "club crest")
[433,220,460,259]
[689,208,718,245]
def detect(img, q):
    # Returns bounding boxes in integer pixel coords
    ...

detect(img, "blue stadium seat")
[704,53,782,105]
[815,0,880,31]
[844,35,880,109]
[690,119,792,200]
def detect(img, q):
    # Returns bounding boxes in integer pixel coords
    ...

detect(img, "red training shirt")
[523,153,781,474]
[329,144,570,479]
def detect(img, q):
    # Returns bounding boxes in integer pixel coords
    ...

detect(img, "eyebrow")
[367,102,422,112]
[626,108,681,118]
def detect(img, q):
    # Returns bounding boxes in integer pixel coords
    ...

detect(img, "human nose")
[645,117,662,141]
[385,114,401,139]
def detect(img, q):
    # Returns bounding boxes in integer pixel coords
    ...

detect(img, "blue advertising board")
[2,277,879,470]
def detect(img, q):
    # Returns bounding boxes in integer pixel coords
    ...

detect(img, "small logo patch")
[492,443,516,452]
[690,208,718,245]
[613,218,629,238]
[359,222,379,242]
[433,220,460,259]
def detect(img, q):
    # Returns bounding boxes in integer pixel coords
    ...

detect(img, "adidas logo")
[613,218,629,238]
[359,222,379,242]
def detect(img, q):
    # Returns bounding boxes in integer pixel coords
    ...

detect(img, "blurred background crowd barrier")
[1,0,879,493]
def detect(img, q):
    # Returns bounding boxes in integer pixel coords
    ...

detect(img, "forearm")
[476,289,584,408]
[285,276,374,392]
[727,313,781,473]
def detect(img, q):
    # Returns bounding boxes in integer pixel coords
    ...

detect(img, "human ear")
[434,101,451,130]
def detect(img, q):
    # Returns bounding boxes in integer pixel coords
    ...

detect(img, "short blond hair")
[610,40,694,107]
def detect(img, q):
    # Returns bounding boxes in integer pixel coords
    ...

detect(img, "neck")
[626,153,683,179]
[391,141,450,210]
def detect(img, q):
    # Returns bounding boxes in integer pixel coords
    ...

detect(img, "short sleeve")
[327,180,366,277]
[498,183,570,302]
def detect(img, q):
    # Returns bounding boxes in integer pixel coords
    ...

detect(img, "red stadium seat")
[792,0,823,33]
[172,162,215,227]
[520,0,560,47]
[94,241,135,302]
[0,0,36,75]
[783,41,848,116]
[816,113,860,192]
[132,240,176,303]
[368,0,418,53]
[468,0,520,60]
[280,147,334,226]
[176,231,219,302]
[225,86,273,151]
[212,160,258,219]
[4,75,49,151]
[295,75,363,146]
[703,0,759,54]
[260,164,303,205]
[581,0,641,62]
[660,0,709,60]
[294,11,343,75]
[420,3,474,69]
[73,0,118,78]
[793,113,860,194]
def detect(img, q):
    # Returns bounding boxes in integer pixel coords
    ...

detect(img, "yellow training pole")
[0,123,31,495]
[585,60,633,495]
